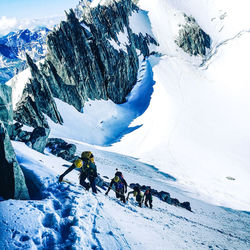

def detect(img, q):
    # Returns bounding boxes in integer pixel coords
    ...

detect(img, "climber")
[59,151,98,193]
[105,171,128,203]
[126,186,144,207]
[144,186,153,209]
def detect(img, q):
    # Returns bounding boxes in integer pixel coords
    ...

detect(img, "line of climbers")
[59,151,153,208]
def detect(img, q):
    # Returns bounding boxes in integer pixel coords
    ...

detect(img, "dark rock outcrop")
[46,138,77,162]
[175,15,211,56]
[11,122,50,154]
[0,121,29,200]
[14,0,157,128]
[29,127,50,153]
[0,84,13,135]
[130,183,192,211]
[14,54,63,128]
[11,122,23,140]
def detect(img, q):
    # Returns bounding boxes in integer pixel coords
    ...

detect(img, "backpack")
[133,186,140,193]
[116,177,124,189]
[85,161,97,177]
[115,171,123,179]
[145,189,152,199]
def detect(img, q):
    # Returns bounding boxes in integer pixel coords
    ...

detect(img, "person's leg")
[136,196,142,207]
[149,199,153,209]
[120,189,126,203]
[89,177,97,193]
[116,189,125,203]
[121,194,126,203]
[115,190,120,198]
[80,173,90,190]
[145,199,149,207]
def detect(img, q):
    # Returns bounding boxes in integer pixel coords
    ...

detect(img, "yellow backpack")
[74,158,83,168]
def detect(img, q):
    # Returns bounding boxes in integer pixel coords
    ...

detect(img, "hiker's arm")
[59,164,75,182]
[105,180,114,195]
[126,191,133,200]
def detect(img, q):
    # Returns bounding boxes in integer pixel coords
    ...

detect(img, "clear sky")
[0,0,80,19]
[0,0,80,35]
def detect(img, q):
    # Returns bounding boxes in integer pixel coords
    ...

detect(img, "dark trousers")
[145,198,153,209]
[80,173,97,193]
[116,188,126,203]
[136,195,143,207]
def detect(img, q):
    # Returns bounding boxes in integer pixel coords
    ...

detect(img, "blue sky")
[0,0,80,35]
[0,0,80,19]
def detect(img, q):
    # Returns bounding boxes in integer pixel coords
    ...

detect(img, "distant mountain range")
[0,27,50,84]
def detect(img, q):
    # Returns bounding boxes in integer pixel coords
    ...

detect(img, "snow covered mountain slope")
[0,27,49,84]
[33,0,250,211]
[0,141,249,249]
[8,0,250,211]
[107,0,250,211]
[1,1,250,248]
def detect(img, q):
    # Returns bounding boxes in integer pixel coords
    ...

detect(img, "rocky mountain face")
[0,27,49,84]
[0,84,13,135]
[14,0,157,128]
[0,85,29,200]
[175,15,211,56]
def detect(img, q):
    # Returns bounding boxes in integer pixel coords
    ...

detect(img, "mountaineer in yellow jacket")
[59,151,98,193]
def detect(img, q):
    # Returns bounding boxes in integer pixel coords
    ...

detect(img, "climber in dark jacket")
[144,187,153,209]
[105,172,128,203]
[59,151,98,193]
[126,186,144,207]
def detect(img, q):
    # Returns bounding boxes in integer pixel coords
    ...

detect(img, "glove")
[58,175,64,182]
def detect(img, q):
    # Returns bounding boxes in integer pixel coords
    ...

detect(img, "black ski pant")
[145,198,153,209]
[80,173,97,193]
[116,188,126,203]
[136,195,143,207]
